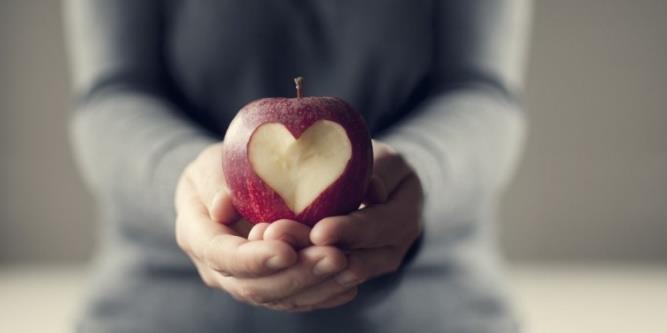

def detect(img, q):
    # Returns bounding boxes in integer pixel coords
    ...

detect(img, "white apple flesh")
[248,120,352,214]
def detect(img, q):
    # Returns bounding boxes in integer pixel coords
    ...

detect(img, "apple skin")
[222,96,373,226]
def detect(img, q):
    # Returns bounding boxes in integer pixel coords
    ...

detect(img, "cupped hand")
[310,140,423,288]
[253,140,423,309]
[175,143,353,311]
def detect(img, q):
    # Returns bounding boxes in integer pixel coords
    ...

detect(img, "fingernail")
[336,271,359,286]
[313,258,340,276]
[266,256,290,270]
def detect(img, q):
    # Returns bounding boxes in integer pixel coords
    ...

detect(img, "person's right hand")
[175,143,355,311]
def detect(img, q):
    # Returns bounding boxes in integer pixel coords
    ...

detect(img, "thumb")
[209,188,239,225]
[363,146,413,204]
[363,175,388,205]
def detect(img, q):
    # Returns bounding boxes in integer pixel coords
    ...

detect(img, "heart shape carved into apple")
[248,120,352,214]
[222,78,372,225]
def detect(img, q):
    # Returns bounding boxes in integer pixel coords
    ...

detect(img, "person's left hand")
[259,140,424,311]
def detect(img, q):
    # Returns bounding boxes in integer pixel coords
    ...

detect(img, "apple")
[222,77,373,226]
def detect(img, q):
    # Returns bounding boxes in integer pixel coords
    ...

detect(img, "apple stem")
[294,76,304,98]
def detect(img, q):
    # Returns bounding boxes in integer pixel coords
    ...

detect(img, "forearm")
[71,89,215,239]
[382,86,526,226]
[64,0,219,239]
[384,0,531,227]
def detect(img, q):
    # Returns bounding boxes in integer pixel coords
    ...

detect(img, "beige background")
[1,0,666,264]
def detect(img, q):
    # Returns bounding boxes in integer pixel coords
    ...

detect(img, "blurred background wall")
[0,0,94,263]
[1,0,665,264]
[500,0,667,261]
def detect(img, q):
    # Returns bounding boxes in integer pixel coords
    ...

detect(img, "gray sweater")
[65,1,530,332]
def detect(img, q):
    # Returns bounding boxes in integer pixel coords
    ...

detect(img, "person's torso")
[164,0,435,135]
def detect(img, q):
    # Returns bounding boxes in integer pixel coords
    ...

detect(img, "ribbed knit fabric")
[64,1,531,331]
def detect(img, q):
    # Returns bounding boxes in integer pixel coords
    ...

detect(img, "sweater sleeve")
[381,0,531,228]
[64,0,216,241]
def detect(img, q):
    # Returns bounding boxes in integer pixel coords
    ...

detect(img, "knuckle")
[393,215,420,240]
[266,301,298,312]
[236,284,275,304]
[236,285,260,302]
[241,257,264,275]
[388,150,406,165]
[175,226,190,253]
[341,291,358,305]
[224,284,246,303]
[346,264,368,283]
[348,213,365,226]
[252,293,273,304]
[323,227,346,246]
[200,272,217,288]
[201,236,223,268]
[338,288,358,302]
[326,249,348,269]
[352,270,367,283]
[228,290,247,303]
[281,273,306,295]
[413,227,423,243]
[193,261,218,288]
[195,147,211,163]
[386,258,402,274]
[184,162,198,178]
[407,222,422,242]
[382,247,404,275]
[202,277,215,288]
[281,300,298,310]
[200,144,220,160]
[377,149,404,170]
[374,141,394,155]
[348,287,359,298]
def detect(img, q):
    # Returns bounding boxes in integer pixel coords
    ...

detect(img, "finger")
[278,278,355,309]
[363,175,387,205]
[267,287,358,312]
[309,287,358,310]
[248,223,270,241]
[178,184,298,277]
[311,175,422,249]
[176,175,231,254]
[191,143,226,202]
[228,218,253,237]
[193,260,221,288]
[220,246,347,304]
[189,143,239,222]
[334,247,402,288]
[203,235,298,278]
[263,219,312,249]
[209,189,240,225]
[364,141,413,204]
[310,208,388,249]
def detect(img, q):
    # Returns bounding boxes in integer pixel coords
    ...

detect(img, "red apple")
[222,77,373,226]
